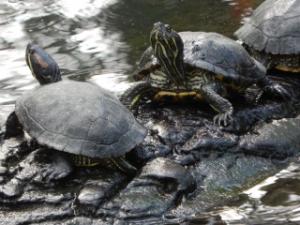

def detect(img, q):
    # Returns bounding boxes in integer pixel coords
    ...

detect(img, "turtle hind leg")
[257,77,292,102]
[4,111,24,139]
[110,157,137,176]
[199,83,233,127]
[70,154,101,167]
[120,81,155,113]
[70,154,137,175]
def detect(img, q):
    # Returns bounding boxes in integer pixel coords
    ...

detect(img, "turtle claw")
[213,110,233,127]
[255,90,264,104]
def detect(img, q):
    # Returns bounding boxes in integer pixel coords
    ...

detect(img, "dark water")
[1,0,300,223]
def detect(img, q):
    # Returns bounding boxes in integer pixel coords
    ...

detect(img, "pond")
[1,0,300,224]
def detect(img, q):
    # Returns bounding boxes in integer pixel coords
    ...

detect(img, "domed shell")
[180,32,266,83]
[15,80,147,158]
[137,32,266,83]
[235,0,300,55]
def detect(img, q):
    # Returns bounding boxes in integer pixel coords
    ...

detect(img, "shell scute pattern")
[16,80,146,158]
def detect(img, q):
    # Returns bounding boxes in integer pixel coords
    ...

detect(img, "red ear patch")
[33,52,49,69]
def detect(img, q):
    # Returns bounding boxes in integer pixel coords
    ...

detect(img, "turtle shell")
[235,0,300,55]
[15,80,147,158]
[180,32,266,84]
[137,32,265,84]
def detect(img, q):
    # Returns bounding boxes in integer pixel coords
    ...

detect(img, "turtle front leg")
[199,83,233,127]
[120,81,156,112]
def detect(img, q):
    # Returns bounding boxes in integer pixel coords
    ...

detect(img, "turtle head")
[150,22,185,87]
[26,43,62,85]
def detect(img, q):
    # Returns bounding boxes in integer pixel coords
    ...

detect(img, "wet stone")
[0,203,74,225]
[18,191,73,205]
[77,173,127,207]
[0,137,27,164]
[140,157,196,193]
[29,217,112,225]
[15,148,73,185]
[0,178,24,198]
[1,75,300,224]
[0,149,73,199]
[239,115,300,158]
[102,158,195,222]
[0,166,7,175]
[172,153,279,215]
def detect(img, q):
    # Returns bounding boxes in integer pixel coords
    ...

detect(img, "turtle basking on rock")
[235,0,300,73]
[121,22,291,126]
[5,44,147,175]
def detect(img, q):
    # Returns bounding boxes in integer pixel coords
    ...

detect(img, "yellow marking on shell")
[154,91,203,102]
[276,65,300,73]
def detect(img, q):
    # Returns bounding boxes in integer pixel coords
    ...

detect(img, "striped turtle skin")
[121,22,290,127]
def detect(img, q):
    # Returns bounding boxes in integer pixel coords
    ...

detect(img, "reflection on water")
[54,0,119,18]
[0,0,261,103]
[220,161,300,224]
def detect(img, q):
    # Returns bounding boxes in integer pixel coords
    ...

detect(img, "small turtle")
[121,22,290,126]
[6,44,147,174]
[235,0,300,73]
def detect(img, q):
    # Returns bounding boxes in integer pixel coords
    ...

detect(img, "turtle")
[235,0,300,73]
[6,43,147,175]
[121,22,290,126]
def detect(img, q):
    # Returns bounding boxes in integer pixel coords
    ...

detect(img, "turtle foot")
[213,109,233,127]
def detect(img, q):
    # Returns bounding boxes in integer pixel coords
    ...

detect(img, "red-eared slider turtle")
[235,0,300,73]
[121,22,290,126]
[7,44,147,174]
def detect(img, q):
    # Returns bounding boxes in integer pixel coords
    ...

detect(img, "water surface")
[0,0,262,103]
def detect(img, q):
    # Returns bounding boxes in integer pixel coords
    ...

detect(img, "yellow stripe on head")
[27,53,37,79]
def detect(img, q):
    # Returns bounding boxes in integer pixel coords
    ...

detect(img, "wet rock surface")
[1,76,300,224]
